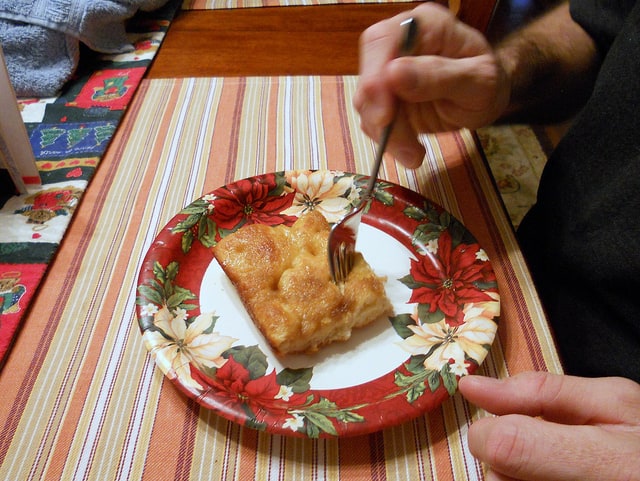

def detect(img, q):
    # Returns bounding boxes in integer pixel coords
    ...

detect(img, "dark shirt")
[517,0,640,382]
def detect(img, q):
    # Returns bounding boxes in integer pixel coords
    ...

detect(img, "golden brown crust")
[213,210,393,355]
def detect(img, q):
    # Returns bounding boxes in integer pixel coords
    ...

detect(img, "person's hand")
[458,372,640,481]
[353,2,510,168]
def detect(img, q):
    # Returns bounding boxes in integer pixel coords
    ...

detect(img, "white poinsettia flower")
[283,413,305,432]
[448,359,470,377]
[140,303,158,317]
[275,385,294,402]
[282,170,354,222]
[398,299,499,373]
[476,248,489,262]
[143,306,237,390]
[415,237,439,256]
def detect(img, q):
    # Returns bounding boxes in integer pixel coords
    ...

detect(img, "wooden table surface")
[148,2,496,78]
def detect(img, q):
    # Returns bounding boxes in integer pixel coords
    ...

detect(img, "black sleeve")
[569,0,637,53]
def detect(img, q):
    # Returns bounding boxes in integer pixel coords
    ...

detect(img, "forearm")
[496,1,600,123]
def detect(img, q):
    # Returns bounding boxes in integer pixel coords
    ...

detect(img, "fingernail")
[396,147,425,169]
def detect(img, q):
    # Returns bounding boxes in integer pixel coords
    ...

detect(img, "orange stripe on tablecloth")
[141,383,199,479]
[337,433,386,480]
[50,79,196,479]
[369,431,388,481]
[327,76,356,173]
[46,79,181,479]
[0,80,154,475]
[263,78,281,175]
[440,130,548,373]
[431,411,458,481]
[236,428,259,480]
[176,402,200,479]
[198,78,239,192]
[95,81,197,479]
[464,134,549,373]
[255,77,284,174]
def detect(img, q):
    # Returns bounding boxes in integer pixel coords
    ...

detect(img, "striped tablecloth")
[0,76,562,480]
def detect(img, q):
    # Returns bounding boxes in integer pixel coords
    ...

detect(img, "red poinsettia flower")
[408,230,497,326]
[212,175,295,230]
[192,356,307,426]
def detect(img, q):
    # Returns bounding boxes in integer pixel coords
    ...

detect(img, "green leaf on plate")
[389,313,417,339]
[136,284,163,306]
[394,370,413,387]
[225,345,268,380]
[276,367,313,393]
[412,223,445,245]
[166,285,197,310]
[269,171,288,196]
[303,410,338,437]
[373,188,394,206]
[152,261,166,284]
[181,229,194,254]
[398,274,422,290]
[165,261,180,282]
[441,364,458,396]
[405,355,428,374]
[334,410,365,424]
[304,421,321,438]
[406,380,427,403]
[427,369,441,392]
[417,304,445,324]
[198,216,217,247]
[403,205,428,221]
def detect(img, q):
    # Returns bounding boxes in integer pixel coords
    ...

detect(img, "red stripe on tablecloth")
[369,431,388,481]
[452,131,547,372]
[174,399,199,480]
[335,76,357,174]
[225,78,247,184]
[0,80,152,469]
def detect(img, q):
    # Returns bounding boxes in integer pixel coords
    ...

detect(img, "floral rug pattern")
[0,1,180,367]
[477,124,552,229]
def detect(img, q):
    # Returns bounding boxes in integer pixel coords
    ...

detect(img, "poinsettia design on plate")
[281,170,358,222]
[390,203,500,399]
[168,170,384,254]
[137,259,369,438]
[391,292,500,400]
[137,170,500,438]
[189,345,369,437]
[137,261,236,390]
[169,172,296,253]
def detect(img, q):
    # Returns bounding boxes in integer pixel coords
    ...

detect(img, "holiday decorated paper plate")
[136,170,500,438]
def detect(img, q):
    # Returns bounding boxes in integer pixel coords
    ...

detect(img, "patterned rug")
[477,124,552,229]
[0,1,180,366]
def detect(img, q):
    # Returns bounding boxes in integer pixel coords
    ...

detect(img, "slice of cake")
[213,210,393,355]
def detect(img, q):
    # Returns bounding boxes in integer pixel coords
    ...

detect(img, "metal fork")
[328,17,419,284]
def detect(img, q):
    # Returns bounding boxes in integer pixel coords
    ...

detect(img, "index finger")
[458,372,640,425]
[354,10,417,130]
